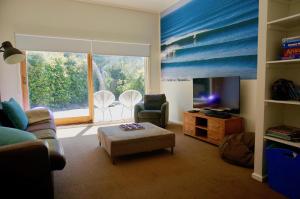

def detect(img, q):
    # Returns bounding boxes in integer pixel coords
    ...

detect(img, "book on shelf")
[282,41,300,49]
[282,48,300,59]
[266,125,300,142]
[282,36,300,44]
[281,36,300,59]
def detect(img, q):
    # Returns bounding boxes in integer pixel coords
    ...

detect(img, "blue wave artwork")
[161,0,258,80]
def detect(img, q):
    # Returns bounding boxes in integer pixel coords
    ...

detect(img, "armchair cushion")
[138,110,162,119]
[144,94,166,110]
[0,127,36,146]
[2,98,29,130]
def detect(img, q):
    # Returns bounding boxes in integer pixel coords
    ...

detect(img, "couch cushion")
[138,110,161,119]
[43,139,66,170]
[30,129,56,139]
[2,98,29,130]
[0,105,14,127]
[26,120,56,133]
[144,94,166,110]
[0,127,36,146]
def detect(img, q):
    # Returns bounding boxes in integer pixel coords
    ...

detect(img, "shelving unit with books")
[253,0,300,182]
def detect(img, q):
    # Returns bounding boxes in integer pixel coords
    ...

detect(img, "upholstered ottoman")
[97,122,175,164]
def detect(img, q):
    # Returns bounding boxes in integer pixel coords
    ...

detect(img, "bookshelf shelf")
[267,59,300,64]
[265,100,300,105]
[267,13,300,28]
[264,135,300,148]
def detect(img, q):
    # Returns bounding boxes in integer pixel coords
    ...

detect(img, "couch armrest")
[134,102,145,122]
[0,140,50,175]
[26,107,52,125]
[161,101,169,127]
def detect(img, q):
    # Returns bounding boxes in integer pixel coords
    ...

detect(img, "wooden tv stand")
[183,111,244,145]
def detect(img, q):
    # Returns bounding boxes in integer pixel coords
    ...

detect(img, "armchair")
[134,94,169,128]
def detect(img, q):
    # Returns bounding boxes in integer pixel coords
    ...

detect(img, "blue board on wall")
[161,0,258,81]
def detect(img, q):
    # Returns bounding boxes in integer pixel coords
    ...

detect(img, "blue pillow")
[2,98,29,130]
[0,127,36,146]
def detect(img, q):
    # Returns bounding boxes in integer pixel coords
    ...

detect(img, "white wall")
[0,0,160,103]
[162,80,257,132]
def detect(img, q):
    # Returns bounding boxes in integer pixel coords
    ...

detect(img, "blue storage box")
[266,147,300,199]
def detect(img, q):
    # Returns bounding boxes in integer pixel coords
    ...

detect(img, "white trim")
[251,172,267,182]
[161,0,191,18]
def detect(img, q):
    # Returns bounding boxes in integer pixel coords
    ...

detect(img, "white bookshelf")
[253,0,300,182]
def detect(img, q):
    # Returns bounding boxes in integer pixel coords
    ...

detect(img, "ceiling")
[72,0,181,13]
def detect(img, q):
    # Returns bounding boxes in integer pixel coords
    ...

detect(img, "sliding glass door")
[92,55,146,122]
[21,51,94,125]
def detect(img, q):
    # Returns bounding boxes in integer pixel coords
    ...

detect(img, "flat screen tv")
[193,76,240,114]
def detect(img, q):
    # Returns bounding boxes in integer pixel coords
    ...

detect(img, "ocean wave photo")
[161,0,258,80]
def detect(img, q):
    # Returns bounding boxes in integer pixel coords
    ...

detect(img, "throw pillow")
[2,98,29,130]
[0,127,36,146]
[0,104,14,127]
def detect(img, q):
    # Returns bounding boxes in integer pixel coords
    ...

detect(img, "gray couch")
[134,94,169,128]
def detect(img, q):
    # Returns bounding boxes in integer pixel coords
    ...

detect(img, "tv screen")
[193,76,240,113]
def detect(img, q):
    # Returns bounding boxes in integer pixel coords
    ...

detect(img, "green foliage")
[93,55,145,98]
[27,52,88,111]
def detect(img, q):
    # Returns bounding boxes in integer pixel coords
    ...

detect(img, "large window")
[18,34,150,125]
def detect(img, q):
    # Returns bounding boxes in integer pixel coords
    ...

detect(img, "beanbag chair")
[219,132,255,168]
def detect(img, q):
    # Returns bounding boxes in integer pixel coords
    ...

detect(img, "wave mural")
[161,0,258,80]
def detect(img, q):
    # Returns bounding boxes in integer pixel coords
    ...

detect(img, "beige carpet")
[54,123,285,199]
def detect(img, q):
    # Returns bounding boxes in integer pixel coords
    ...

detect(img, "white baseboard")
[169,120,183,125]
[251,172,267,182]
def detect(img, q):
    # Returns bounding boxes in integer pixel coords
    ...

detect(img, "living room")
[0,0,299,198]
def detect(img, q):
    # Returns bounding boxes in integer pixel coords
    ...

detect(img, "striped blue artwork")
[161,0,258,80]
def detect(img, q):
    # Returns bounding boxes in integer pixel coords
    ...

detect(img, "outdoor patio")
[53,103,134,123]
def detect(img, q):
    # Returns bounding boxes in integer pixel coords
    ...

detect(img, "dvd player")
[204,110,232,119]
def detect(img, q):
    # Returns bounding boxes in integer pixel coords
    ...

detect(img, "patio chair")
[119,90,142,118]
[94,90,115,121]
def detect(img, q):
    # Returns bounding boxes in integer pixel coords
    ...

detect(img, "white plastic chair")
[94,90,115,121]
[119,90,142,118]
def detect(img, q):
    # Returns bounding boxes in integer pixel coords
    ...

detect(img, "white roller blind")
[92,40,150,57]
[15,34,150,57]
[15,34,92,53]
